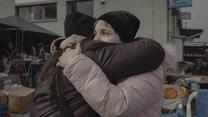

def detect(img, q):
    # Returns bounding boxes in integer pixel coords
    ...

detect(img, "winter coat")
[30,72,99,117]
[80,37,165,84]
[64,54,166,117]
[31,38,165,117]
[62,42,175,117]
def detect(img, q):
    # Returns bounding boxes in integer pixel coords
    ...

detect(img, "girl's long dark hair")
[40,50,74,117]
[39,40,110,116]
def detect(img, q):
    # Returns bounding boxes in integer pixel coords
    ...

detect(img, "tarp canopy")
[0,22,15,29]
[0,16,60,41]
[180,28,203,40]
[0,16,61,53]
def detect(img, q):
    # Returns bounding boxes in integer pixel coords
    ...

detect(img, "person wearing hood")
[30,11,99,117]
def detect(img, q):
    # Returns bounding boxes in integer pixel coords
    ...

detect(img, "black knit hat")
[64,11,95,38]
[97,11,140,43]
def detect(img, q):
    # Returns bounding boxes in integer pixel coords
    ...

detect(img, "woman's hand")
[60,34,86,50]
[50,37,64,53]
[50,34,85,53]
[56,43,82,67]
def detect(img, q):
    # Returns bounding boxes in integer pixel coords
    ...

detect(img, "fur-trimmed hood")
[162,43,177,69]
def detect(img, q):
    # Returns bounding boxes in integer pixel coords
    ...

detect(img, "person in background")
[58,11,175,117]
[0,52,5,72]
[6,41,16,59]
[37,43,45,58]
[30,45,37,57]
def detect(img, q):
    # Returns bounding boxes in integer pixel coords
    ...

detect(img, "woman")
[58,11,175,117]
[31,11,166,117]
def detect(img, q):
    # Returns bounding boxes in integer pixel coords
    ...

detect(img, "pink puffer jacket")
[63,54,166,117]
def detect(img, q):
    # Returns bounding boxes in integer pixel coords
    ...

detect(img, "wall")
[15,0,66,36]
[15,0,94,36]
[34,0,66,36]
[181,0,208,42]
[15,0,56,6]
[14,0,169,40]
[94,0,168,44]
[0,0,15,18]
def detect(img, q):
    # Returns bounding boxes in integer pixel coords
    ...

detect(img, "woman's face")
[93,20,122,43]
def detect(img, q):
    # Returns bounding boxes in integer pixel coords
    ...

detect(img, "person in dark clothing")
[31,11,98,117]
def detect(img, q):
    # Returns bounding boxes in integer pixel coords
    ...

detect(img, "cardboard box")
[1,85,35,113]
[9,85,35,113]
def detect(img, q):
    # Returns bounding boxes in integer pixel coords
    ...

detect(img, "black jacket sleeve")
[81,37,165,84]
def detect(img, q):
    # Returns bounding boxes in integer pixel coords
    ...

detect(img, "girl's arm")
[63,54,165,117]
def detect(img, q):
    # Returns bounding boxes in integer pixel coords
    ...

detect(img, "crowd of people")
[0,40,50,81]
